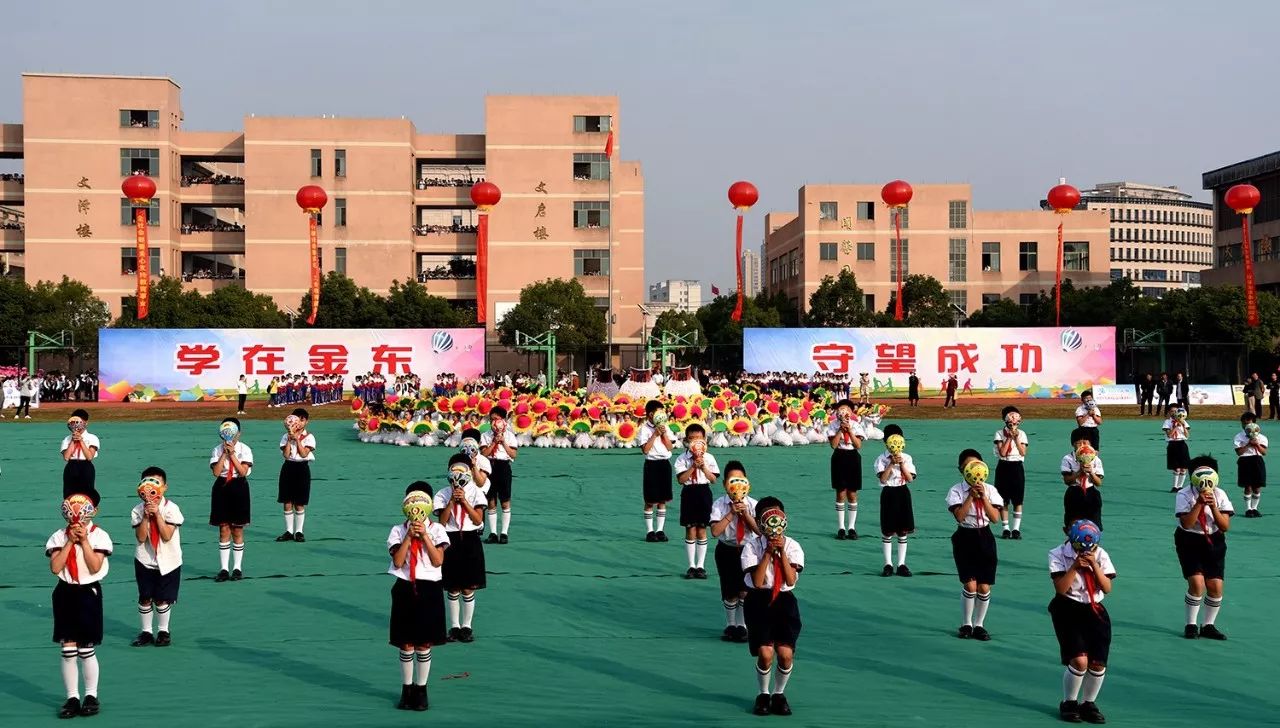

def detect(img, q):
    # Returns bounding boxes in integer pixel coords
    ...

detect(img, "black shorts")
[714,541,747,601]
[489,460,513,503]
[51,580,104,645]
[1166,440,1191,471]
[994,460,1025,507]
[1174,528,1227,580]
[1063,486,1102,530]
[1237,456,1267,488]
[744,589,802,656]
[63,460,98,503]
[679,483,713,526]
[210,476,252,526]
[134,560,181,603]
[642,459,673,504]
[879,486,915,536]
[951,527,998,585]
[441,531,486,592]
[277,460,312,505]
[389,577,448,647]
[830,448,862,492]
[1048,594,1111,666]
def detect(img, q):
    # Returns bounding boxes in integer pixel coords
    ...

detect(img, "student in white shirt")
[458,428,492,498]
[1048,520,1115,725]
[675,423,720,579]
[1062,428,1105,530]
[827,399,866,541]
[947,451,1003,641]
[1175,458,1233,641]
[709,461,759,643]
[480,407,518,543]
[236,374,248,414]
[1234,411,1269,517]
[993,406,1029,539]
[209,418,253,582]
[638,400,674,542]
[1163,407,1192,493]
[436,456,487,643]
[276,409,317,543]
[130,468,184,648]
[874,424,917,577]
[390,483,450,712]
[48,494,113,719]
[740,496,804,717]
[61,408,100,503]
[1073,390,1103,450]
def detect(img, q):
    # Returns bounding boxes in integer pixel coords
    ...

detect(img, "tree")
[0,276,35,362]
[880,274,953,327]
[203,284,288,328]
[650,309,705,354]
[112,277,208,328]
[695,292,785,370]
[386,280,460,328]
[965,297,1028,327]
[804,269,874,327]
[755,290,800,327]
[299,272,392,328]
[29,276,111,348]
[497,278,606,351]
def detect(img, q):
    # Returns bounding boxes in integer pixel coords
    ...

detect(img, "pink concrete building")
[1,73,644,346]
[763,183,1111,317]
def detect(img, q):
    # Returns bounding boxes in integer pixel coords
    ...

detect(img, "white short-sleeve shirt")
[1162,419,1190,442]
[1048,543,1116,605]
[825,420,866,450]
[1234,431,1269,458]
[740,534,805,591]
[1061,452,1104,488]
[61,433,100,460]
[210,442,254,478]
[638,423,672,461]
[481,429,519,461]
[1175,487,1235,535]
[45,524,113,585]
[237,380,248,395]
[674,450,720,484]
[1075,405,1101,427]
[386,522,450,581]
[993,428,1028,462]
[874,452,917,487]
[130,499,184,574]
[710,494,759,546]
[433,483,488,532]
[945,480,1005,528]
[279,432,317,462]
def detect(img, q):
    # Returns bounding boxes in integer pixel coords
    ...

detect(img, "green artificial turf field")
[0,417,1276,727]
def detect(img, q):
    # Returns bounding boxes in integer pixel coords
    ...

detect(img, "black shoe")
[155,631,171,647]
[735,625,750,643]
[59,697,80,719]
[1001,530,1011,539]
[215,569,230,583]
[1184,624,1199,639]
[770,693,793,716]
[957,625,973,639]
[972,626,991,641]
[836,529,846,540]
[696,567,708,580]
[413,684,429,711]
[881,565,894,577]
[231,569,243,581]
[847,530,859,540]
[896,564,912,577]
[656,531,669,542]
[1059,700,1083,723]
[79,695,99,717]
[275,532,295,542]
[131,631,154,647]
[685,567,697,580]
[294,532,306,543]
[459,627,475,643]
[499,533,509,544]
[1078,701,1106,724]
[645,531,657,543]
[1255,510,1263,518]
[1169,486,1180,493]
[397,685,413,710]
[447,627,461,643]
[752,693,771,716]
[1200,624,1227,640]
[1012,530,1022,540]
[485,533,500,544]
[721,626,737,642]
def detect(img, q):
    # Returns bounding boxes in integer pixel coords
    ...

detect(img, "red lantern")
[880,180,913,208]
[1046,184,1081,213]
[121,175,157,204]
[471,181,501,210]
[1225,184,1261,215]
[728,181,759,211]
[122,176,157,321]
[1226,183,1263,327]
[1046,182,1081,327]
[471,182,501,325]
[881,180,912,321]
[296,185,328,214]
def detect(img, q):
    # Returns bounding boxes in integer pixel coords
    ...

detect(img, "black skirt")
[1237,455,1267,488]
[1048,594,1111,666]
[743,588,802,656]
[951,527,998,585]
[62,460,98,503]
[879,486,915,535]
[489,459,513,503]
[1063,486,1103,530]
[830,447,863,491]
[1166,440,1191,471]
[51,580,104,645]
[714,541,746,600]
[642,459,673,504]
[389,577,448,647]
[1174,528,1227,580]
[210,476,252,526]
[679,483,714,526]
[277,460,313,505]
[134,560,181,603]
[993,460,1025,507]
[441,530,486,592]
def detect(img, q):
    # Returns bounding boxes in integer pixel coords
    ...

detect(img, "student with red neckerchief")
[709,460,758,643]
[1048,519,1115,724]
[389,482,449,711]
[130,467,184,648]
[826,399,866,541]
[61,408,99,502]
[47,494,113,719]
[740,496,804,717]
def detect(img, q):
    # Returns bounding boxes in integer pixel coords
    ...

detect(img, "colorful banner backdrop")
[743,326,1116,399]
[1093,383,1236,406]
[99,328,484,402]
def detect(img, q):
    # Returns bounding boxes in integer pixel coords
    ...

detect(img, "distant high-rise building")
[648,279,702,313]
[741,248,762,296]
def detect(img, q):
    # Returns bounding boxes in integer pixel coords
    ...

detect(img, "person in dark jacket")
[1139,374,1156,416]
[1268,373,1280,420]
[1156,373,1173,415]
[1174,372,1192,415]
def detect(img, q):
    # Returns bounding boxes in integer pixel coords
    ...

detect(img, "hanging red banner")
[1055,221,1064,327]
[731,214,744,321]
[307,215,320,325]
[894,210,905,321]
[1243,215,1259,326]
[476,212,489,325]
[135,208,150,320]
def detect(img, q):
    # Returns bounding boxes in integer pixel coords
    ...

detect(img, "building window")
[948,290,967,312]
[948,200,967,229]
[819,202,838,221]
[789,250,800,278]
[119,198,160,226]
[856,242,875,261]
[335,247,347,275]
[335,198,347,227]
[1063,241,1089,270]
[894,206,909,229]
[819,242,838,260]
[1019,241,1038,271]
[948,238,967,281]
[310,149,322,177]
[1018,293,1037,309]
[573,249,609,276]
[120,109,160,128]
[864,294,875,310]
[889,239,909,282]
[573,115,611,133]
[335,149,347,177]
[573,201,610,229]
[856,201,875,221]
[573,153,610,181]
[120,246,161,275]
[981,293,1000,307]
[120,148,160,176]
[1110,268,1123,280]
[979,241,1001,272]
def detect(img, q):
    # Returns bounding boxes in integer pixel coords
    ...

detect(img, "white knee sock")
[218,541,231,571]
[60,646,78,699]
[1081,668,1106,702]
[723,599,738,627]
[461,593,476,628]
[835,502,846,530]
[1001,512,1009,530]
[139,603,154,633]
[847,503,858,530]
[1185,592,1203,625]
[156,603,172,632]
[1254,492,1263,510]
[284,509,295,533]
[232,542,244,571]
[399,649,415,685]
[447,593,460,629]
[500,507,511,535]
[644,508,654,533]
[755,664,771,694]
[773,665,793,694]
[685,539,697,568]
[414,648,432,686]
[1203,596,1222,625]
[735,600,746,627]
[961,590,976,627]
[1062,666,1086,701]
[882,536,893,566]
[294,511,306,533]
[77,646,99,697]
[896,535,909,566]
[1012,511,1023,532]
[974,592,991,627]
[487,508,498,533]
[695,538,708,568]
[655,508,667,531]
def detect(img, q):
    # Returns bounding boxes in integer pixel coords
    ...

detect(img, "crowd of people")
[738,371,851,398]
[0,220,23,230]
[264,374,346,409]
[180,174,245,186]
[416,177,485,188]
[181,268,244,281]
[412,223,479,236]
[0,172,23,182]
[180,222,245,234]
[417,259,476,281]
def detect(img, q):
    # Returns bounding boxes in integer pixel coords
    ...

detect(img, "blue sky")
[4,0,1275,291]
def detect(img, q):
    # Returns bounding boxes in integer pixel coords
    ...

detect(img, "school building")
[1200,150,1280,294]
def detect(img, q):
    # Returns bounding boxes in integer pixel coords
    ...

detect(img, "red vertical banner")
[893,210,904,321]
[604,129,614,159]
[307,215,320,325]
[731,215,744,322]
[476,212,489,325]
[1243,215,1259,326]
[1055,221,1064,327]
[135,207,150,320]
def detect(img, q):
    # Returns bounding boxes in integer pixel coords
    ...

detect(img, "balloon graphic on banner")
[432,330,454,354]
[1060,329,1083,353]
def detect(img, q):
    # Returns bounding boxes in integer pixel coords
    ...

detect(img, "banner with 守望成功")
[98,328,484,402]
[743,326,1115,399]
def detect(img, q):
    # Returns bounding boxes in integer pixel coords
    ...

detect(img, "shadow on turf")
[0,669,59,709]
[196,636,386,701]
[260,588,385,629]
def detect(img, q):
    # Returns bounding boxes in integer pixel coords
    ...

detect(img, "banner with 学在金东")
[98,328,483,402]
[743,327,1115,399]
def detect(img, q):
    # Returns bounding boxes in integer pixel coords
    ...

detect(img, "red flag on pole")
[604,130,614,159]
[711,285,721,296]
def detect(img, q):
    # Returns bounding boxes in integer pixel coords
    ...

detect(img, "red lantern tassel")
[1056,221,1064,327]
[135,207,150,320]
[306,215,320,325]
[894,210,904,321]
[1243,214,1259,327]
[476,212,489,325]
[731,214,744,322]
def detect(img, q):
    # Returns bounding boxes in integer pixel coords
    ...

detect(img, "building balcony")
[179,183,244,206]
[0,174,22,203]
[418,277,476,299]
[179,226,245,250]
[0,224,22,248]
[181,276,244,294]
[413,186,474,206]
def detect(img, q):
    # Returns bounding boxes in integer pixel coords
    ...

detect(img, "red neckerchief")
[221,445,241,483]
[1080,567,1104,617]
[67,437,85,460]
[64,523,96,583]
[148,499,163,551]
[1197,493,1215,546]
[735,509,745,545]
[972,485,985,528]
[999,429,1014,457]
[769,539,785,604]
[406,523,428,588]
